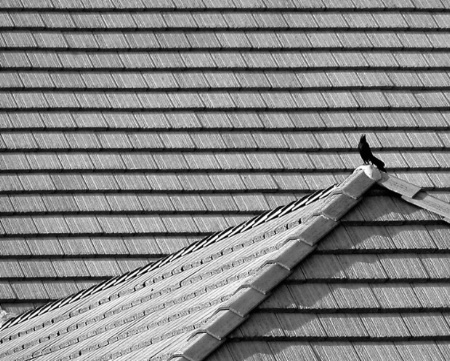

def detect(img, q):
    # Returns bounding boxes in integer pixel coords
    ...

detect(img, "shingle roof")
[1,0,450,313]
[212,169,450,361]
[0,166,449,360]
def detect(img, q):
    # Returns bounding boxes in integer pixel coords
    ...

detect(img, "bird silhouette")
[358,134,386,172]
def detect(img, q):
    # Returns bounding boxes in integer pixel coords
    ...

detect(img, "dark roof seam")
[1,27,449,32]
[0,8,447,13]
[1,46,450,52]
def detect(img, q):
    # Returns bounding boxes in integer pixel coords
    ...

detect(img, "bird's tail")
[370,155,386,172]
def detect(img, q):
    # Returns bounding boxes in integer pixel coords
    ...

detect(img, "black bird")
[358,134,386,172]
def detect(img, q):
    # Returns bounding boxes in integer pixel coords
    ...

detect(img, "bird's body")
[358,135,386,172]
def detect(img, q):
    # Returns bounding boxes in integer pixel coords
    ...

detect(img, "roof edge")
[170,167,377,361]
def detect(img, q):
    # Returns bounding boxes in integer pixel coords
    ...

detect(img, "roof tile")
[58,237,96,256]
[275,313,325,337]
[33,215,70,234]
[19,259,57,278]
[177,173,214,191]
[403,313,450,337]
[51,174,87,191]
[208,173,246,191]
[371,283,422,308]
[137,194,173,212]
[26,237,63,256]
[64,215,103,234]
[11,281,48,300]
[289,283,338,310]
[362,313,411,338]
[129,215,166,233]
[386,225,436,249]
[319,314,368,337]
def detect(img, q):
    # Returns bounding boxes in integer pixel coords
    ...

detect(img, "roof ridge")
[170,167,377,361]
[377,171,450,222]
[0,182,337,331]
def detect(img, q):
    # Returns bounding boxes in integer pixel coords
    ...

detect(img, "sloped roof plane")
[2,0,450,313]
[1,166,450,360]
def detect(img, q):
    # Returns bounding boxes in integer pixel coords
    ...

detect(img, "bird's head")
[360,134,366,143]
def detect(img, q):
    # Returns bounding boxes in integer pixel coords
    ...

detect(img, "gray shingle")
[211,51,247,68]
[33,215,70,234]
[11,281,49,300]
[361,314,411,338]
[200,92,235,108]
[208,173,246,191]
[397,342,446,361]
[51,174,86,191]
[181,52,216,68]
[119,52,153,69]
[19,174,55,191]
[291,91,327,108]
[138,194,173,212]
[58,52,92,68]
[184,152,221,170]
[146,174,181,191]
[41,12,75,27]
[42,195,78,212]
[97,215,134,234]
[89,152,126,169]
[9,195,45,213]
[3,31,36,47]
[177,173,214,191]
[129,215,167,233]
[153,153,188,170]
[82,174,119,190]
[106,194,142,212]
[131,12,166,28]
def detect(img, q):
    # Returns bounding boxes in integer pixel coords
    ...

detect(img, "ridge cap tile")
[337,166,378,199]
[190,310,246,341]
[377,172,450,221]
[378,172,422,198]
[174,333,223,361]
[402,191,450,222]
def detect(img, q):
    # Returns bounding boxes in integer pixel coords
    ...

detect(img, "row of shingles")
[0,212,251,236]
[1,11,449,30]
[213,340,450,361]
[0,195,322,359]
[1,129,448,150]
[1,169,448,195]
[3,0,449,11]
[0,172,307,202]
[0,235,198,258]
[2,50,450,70]
[4,89,450,109]
[1,149,448,173]
[2,29,450,50]
[3,70,450,91]
[226,195,450,346]
[1,111,450,130]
